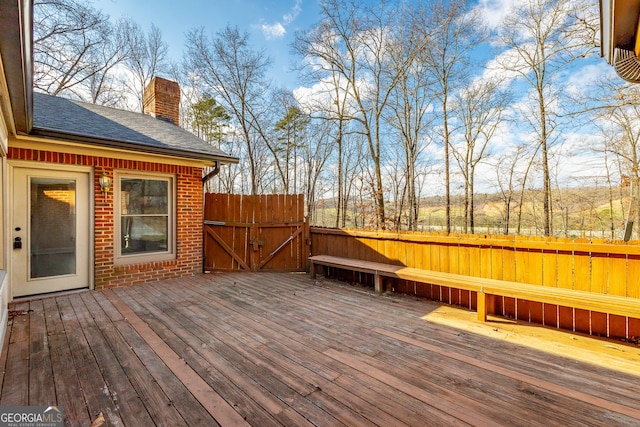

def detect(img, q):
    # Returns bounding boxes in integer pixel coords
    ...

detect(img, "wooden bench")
[309,255,640,322]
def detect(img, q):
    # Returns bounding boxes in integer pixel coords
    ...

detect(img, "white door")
[12,167,90,297]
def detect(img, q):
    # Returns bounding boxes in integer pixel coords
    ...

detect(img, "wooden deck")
[2,273,640,426]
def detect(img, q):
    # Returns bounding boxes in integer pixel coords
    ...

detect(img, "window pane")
[121,178,168,215]
[121,216,168,254]
[31,178,76,278]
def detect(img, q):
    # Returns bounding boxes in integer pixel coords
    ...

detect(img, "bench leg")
[477,292,487,322]
[310,262,317,279]
[374,274,383,295]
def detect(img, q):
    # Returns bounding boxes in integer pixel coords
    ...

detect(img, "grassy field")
[310,186,632,238]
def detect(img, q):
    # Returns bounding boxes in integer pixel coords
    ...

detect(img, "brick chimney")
[143,77,180,126]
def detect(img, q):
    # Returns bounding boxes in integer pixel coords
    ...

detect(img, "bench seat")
[309,255,640,322]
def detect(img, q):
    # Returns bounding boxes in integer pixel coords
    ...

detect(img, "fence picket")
[203,193,307,272]
[309,227,640,339]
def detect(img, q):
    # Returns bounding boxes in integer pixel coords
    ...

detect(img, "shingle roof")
[32,92,238,163]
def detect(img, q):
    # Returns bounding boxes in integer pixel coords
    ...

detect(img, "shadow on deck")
[2,272,640,426]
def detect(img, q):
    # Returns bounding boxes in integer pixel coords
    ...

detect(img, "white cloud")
[293,72,372,117]
[474,0,515,29]
[481,45,531,86]
[548,132,607,184]
[261,0,303,40]
[563,61,615,98]
[293,79,350,116]
[283,0,302,25]
[293,82,329,112]
[262,23,286,40]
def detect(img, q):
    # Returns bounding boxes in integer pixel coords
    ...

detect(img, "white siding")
[0,109,7,351]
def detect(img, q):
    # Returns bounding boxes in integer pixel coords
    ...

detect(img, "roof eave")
[600,0,640,82]
[0,0,33,134]
[30,127,240,165]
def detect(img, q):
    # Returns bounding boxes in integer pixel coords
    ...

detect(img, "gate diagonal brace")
[205,225,251,270]
[258,227,303,270]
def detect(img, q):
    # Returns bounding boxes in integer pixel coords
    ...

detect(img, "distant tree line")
[35,0,640,239]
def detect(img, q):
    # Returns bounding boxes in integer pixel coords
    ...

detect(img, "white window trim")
[113,170,176,266]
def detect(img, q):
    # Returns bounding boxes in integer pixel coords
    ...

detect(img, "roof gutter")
[30,127,240,165]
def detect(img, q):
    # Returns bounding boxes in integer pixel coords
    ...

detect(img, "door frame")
[8,160,94,301]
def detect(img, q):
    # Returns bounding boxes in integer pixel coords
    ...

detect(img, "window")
[115,172,175,264]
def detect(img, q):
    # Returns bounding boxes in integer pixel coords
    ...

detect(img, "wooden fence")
[204,194,308,272]
[310,227,640,340]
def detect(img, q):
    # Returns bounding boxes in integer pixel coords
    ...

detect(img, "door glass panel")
[30,178,76,278]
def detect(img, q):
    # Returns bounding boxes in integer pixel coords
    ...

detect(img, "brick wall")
[143,77,181,126]
[9,147,204,289]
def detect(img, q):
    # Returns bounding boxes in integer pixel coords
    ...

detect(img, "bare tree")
[594,84,640,240]
[596,125,633,239]
[120,20,169,111]
[84,18,136,106]
[294,0,424,229]
[494,0,598,236]
[495,145,527,235]
[416,0,484,234]
[333,80,352,228]
[293,26,353,227]
[384,144,409,231]
[451,77,509,233]
[342,134,369,227]
[302,120,335,223]
[33,0,126,102]
[385,2,436,231]
[185,25,273,195]
[272,93,310,195]
[602,150,619,239]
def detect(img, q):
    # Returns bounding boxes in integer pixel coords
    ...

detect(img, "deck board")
[2,272,640,426]
[66,293,155,426]
[2,302,29,407]
[117,285,282,427]
[83,293,190,427]
[100,315,222,426]
[47,297,92,427]
[27,299,55,407]
[63,294,122,425]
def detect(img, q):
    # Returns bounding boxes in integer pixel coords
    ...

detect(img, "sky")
[97,0,320,89]
[96,0,615,196]
[96,0,609,95]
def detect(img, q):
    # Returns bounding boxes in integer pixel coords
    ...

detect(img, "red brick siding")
[9,147,204,289]
[143,77,181,126]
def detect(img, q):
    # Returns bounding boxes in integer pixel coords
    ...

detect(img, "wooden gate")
[204,193,309,272]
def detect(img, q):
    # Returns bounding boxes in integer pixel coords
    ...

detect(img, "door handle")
[13,236,22,250]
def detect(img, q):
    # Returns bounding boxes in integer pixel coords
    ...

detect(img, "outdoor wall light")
[99,173,112,193]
